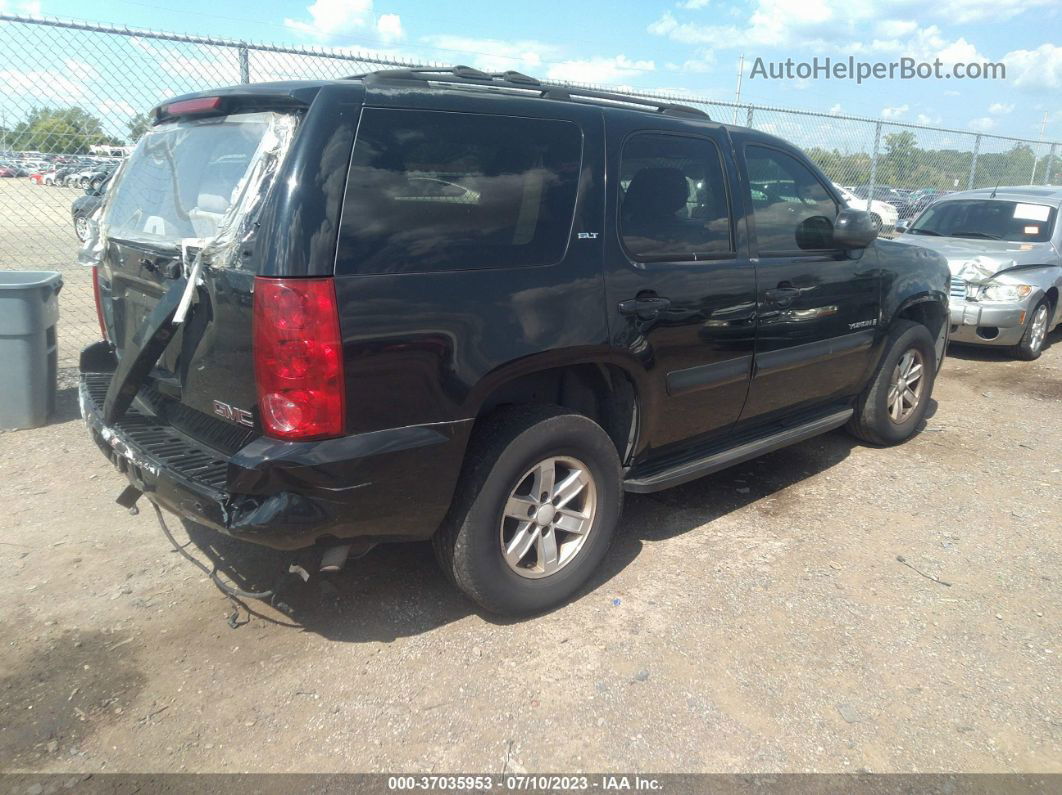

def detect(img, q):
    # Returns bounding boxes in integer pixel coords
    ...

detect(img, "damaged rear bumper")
[80,355,470,550]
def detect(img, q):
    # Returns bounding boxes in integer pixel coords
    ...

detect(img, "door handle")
[618,295,672,316]
[765,286,801,307]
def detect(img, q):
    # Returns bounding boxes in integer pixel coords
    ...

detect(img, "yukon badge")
[213,400,255,428]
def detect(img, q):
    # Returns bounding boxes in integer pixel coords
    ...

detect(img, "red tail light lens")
[162,96,223,116]
[91,266,108,341]
[253,277,345,440]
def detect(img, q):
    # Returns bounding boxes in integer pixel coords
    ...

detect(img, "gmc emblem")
[213,400,255,428]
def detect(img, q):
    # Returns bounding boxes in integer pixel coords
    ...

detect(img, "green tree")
[127,112,153,143]
[8,107,121,154]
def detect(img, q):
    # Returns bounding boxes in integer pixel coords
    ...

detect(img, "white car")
[833,183,898,233]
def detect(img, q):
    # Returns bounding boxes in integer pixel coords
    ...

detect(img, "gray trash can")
[0,271,62,430]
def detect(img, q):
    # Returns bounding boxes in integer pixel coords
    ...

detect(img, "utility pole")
[733,54,744,125]
[1030,112,1047,184]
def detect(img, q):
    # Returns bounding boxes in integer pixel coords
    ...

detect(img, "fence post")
[867,120,882,200]
[745,107,754,128]
[1045,144,1057,186]
[967,134,981,190]
[239,44,250,84]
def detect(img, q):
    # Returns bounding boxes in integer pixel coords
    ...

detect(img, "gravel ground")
[0,333,1060,774]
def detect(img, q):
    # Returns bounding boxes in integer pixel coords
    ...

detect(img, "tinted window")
[338,109,582,274]
[908,199,1056,243]
[619,133,733,261]
[746,146,838,253]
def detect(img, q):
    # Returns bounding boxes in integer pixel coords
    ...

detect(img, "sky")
[0,0,1060,144]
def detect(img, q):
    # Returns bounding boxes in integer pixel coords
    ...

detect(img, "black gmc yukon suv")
[80,67,950,615]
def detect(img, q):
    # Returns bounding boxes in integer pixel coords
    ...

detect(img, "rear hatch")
[94,107,299,453]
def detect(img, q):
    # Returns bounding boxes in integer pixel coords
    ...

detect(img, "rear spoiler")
[152,83,319,125]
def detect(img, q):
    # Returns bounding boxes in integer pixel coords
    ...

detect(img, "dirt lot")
[1,332,1060,774]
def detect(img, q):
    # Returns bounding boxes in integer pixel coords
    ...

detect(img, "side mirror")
[833,208,879,249]
[895,219,911,234]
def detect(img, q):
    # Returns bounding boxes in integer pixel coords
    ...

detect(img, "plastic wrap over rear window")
[337,109,582,274]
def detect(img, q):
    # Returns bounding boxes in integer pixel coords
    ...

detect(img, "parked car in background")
[834,183,898,232]
[851,184,907,208]
[81,68,950,616]
[899,189,950,220]
[0,166,16,178]
[71,174,112,242]
[895,186,1062,359]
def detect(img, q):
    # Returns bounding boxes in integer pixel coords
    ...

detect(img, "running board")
[623,408,853,493]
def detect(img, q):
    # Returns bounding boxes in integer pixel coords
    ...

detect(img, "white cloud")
[932,0,1053,23]
[1003,43,1062,91]
[916,113,941,125]
[419,35,560,73]
[647,0,1010,63]
[375,13,404,43]
[678,0,711,8]
[988,102,1014,115]
[829,103,843,115]
[968,116,995,131]
[285,0,404,44]
[876,19,917,38]
[546,55,655,85]
[0,69,86,103]
[63,59,99,84]
[0,0,41,15]
[881,104,909,119]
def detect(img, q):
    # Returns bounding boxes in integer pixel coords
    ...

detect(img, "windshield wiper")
[951,231,1002,240]
[908,228,942,236]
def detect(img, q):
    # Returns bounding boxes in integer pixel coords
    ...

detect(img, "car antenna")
[989,179,1000,199]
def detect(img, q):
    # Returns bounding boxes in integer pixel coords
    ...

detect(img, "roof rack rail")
[349,66,710,120]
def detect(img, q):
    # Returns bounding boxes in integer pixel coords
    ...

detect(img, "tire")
[78,177,90,188]
[847,319,937,446]
[74,214,89,242]
[869,212,882,231]
[433,405,622,616]
[1012,299,1051,361]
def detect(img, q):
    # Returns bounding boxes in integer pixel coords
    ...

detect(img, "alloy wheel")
[1028,304,1049,353]
[887,348,925,423]
[499,456,597,579]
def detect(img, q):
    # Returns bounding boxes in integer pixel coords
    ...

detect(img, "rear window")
[103,111,295,256]
[337,109,582,274]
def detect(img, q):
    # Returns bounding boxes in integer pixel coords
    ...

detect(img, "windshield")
[908,199,1056,243]
[103,111,295,258]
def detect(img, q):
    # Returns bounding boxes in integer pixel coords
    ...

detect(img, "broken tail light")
[253,277,345,440]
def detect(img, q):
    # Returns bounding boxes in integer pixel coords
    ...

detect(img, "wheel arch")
[468,353,646,465]
[891,293,949,370]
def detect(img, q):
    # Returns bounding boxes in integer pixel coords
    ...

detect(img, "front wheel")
[1013,299,1051,361]
[434,405,622,616]
[847,319,937,446]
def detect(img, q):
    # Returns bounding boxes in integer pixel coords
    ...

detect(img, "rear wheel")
[434,405,622,616]
[847,319,936,446]
[74,215,89,242]
[1013,299,1050,361]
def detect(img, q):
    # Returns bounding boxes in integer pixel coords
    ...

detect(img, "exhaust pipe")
[319,544,352,574]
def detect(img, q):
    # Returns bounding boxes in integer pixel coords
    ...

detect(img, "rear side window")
[337,109,582,274]
[745,145,838,253]
[619,133,733,261]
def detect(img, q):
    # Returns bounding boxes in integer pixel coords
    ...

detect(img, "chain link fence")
[1,15,1060,366]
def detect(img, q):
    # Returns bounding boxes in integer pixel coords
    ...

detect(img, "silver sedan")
[894,186,1062,360]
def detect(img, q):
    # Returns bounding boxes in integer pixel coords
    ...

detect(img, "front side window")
[745,146,838,253]
[338,109,582,274]
[618,133,733,261]
[908,199,1056,243]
